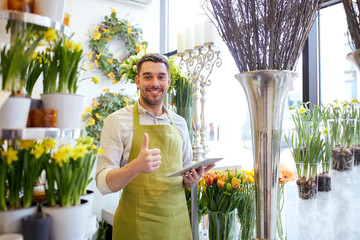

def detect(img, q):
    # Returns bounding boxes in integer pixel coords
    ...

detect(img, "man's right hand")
[133,133,161,173]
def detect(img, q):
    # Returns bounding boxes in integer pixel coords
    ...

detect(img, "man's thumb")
[141,133,149,150]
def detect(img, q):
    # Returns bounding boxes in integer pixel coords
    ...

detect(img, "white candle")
[185,27,195,50]
[204,19,216,44]
[194,22,204,47]
[177,32,185,53]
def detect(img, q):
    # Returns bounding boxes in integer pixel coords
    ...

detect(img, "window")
[168,0,303,169]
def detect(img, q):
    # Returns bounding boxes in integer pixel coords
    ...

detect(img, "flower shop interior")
[1,0,360,239]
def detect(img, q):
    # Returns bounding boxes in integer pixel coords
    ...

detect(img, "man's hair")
[136,53,170,76]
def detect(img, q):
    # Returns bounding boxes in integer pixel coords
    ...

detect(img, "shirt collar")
[137,101,169,119]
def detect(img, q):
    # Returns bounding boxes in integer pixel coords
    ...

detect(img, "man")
[96,53,214,240]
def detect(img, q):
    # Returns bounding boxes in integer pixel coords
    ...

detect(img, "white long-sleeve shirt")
[95,102,193,195]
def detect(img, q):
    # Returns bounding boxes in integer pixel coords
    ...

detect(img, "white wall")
[33,0,161,221]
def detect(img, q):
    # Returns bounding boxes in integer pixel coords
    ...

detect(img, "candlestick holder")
[179,43,222,162]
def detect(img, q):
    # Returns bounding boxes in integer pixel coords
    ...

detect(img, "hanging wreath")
[88,8,148,83]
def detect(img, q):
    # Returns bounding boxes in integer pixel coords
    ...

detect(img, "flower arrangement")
[184,178,207,224]
[0,28,43,96]
[277,163,294,239]
[44,136,102,207]
[286,102,326,199]
[82,90,136,147]
[39,29,84,94]
[0,139,54,210]
[203,169,243,240]
[236,169,255,240]
[88,8,148,83]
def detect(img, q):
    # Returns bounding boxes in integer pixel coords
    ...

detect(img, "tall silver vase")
[235,70,298,240]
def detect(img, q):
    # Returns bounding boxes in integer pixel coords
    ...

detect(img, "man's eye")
[145,76,152,80]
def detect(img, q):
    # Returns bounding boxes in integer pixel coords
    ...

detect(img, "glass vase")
[208,210,235,240]
[237,190,255,240]
[277,183,287,240]
[295,162,319,200]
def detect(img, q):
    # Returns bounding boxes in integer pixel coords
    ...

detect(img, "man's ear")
[135,75,140,88]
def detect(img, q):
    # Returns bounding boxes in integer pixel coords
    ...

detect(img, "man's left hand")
[182,164,215,188]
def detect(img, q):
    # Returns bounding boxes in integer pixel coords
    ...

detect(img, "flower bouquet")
[236,170,255,240]
[203,169,243,240]
[286,102,325,200]
[82,90,136,147]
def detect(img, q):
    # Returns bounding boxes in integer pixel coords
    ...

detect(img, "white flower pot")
[0,205,37,234]
[0,97,31,129]
[34,0,67,23]
[41,200,89,240]
[81,190,94,216]
[41,93,84,129]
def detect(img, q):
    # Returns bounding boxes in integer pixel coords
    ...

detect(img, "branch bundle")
[202,0,323,72]
[342,0,360,50]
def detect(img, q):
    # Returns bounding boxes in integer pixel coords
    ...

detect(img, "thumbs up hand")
[133,133,161,173]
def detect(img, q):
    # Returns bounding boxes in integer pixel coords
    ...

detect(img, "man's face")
[135,61,170,108]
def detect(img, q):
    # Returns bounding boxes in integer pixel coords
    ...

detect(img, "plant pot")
[0,97,31,129]
[208,210,235,240]
[295,162,318,200]
[41,200,89,240]
[33,0,67,23]
[41,93,84,129]
[80,190,94,216]
[22,213,51,240]
[0,204,37,234]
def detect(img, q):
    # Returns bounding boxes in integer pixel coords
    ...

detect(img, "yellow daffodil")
[127,28,132,34]
[92,32,101,41]
[95,60,99,67]
[73,42,83,52]
[114,93,118,96]
[108,58,114,64]
[107,37,112,42]
[102,28,110,33]
[95,113,100,119]
[96,53,101,59]
[139,44,146,52]
[71,144,89,160]
[86,117,95,127]
[93,26,100,31]
[90,145,96,150]
[64,40,73,50]
[112,80,119,84]
[298,107,308,115]
[96,147,104,155]
[31,144,45,159]
[108,72,115,79]
[81,113,87,120]
[135,43,140,52]
[91,76,100,84]
[43,139,56,151]
[21,140,34,150]
[85,106,92,114]
[92,102,100,108]
[127,21,131,27]
[351,97,358,104]
[32,52,38,60]
[87,51,93,59]
[53,145,72,167]
[5,147,18,165]
[111,7,117,14]
[103,88,110,93]
[44,28,57,42]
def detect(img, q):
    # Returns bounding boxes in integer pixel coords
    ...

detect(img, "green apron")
[112,102,192,240]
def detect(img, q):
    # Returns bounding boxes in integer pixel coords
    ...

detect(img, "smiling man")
[95,53,214,240]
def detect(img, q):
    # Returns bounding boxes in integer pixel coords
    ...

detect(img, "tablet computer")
[167,157,224,177]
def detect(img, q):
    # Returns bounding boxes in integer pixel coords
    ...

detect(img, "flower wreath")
[88,8,148,83]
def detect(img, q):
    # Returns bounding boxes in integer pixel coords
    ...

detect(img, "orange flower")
[279,163,294,184]
[217,179,225,188]
[204,174,213,186]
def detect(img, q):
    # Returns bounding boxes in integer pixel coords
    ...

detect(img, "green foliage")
[88,10,148,82]
[82,91,136,147]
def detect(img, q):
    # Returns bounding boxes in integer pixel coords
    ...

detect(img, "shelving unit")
[0,128,84,140]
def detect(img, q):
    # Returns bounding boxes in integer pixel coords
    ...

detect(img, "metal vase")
[235,70,298,240]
